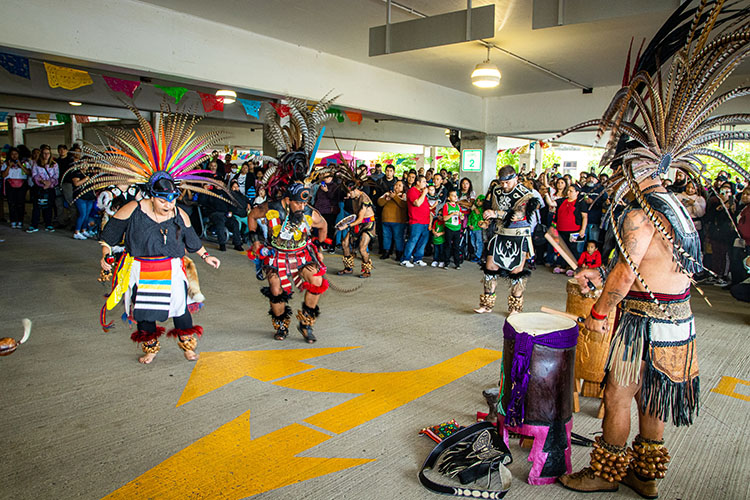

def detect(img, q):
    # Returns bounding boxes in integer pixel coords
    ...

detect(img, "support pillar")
[65,118,83,146]
[10,116,24,146]
[459,132,498,196]
[534,142,544,175]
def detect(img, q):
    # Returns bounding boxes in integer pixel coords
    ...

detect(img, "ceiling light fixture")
[215,90,236,104]
[69,101,82,106]
[471,46,501,88]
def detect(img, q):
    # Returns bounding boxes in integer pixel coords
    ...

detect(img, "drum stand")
[573,380,606,419]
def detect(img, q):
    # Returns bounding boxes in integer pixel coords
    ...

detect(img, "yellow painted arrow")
[177,347,360,406]
[104,347,502,498]
[275,347,502,434]
[102,411,372,500]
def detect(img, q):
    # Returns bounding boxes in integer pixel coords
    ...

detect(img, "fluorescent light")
[215,90,236,104]
[69,101,82,106]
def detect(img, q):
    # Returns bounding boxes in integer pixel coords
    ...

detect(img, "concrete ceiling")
[138,0,690,96]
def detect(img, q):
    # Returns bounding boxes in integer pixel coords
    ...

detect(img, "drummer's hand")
[100,257,112,272]
[251,241,262,256]
[574,268,601,293]
[584,315,609,335]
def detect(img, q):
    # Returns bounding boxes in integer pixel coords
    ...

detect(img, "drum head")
[506,312,576,336]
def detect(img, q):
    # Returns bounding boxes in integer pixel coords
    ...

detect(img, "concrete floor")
[1,224,749,500]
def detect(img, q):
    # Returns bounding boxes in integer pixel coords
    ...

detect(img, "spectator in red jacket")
[578,240,602,269]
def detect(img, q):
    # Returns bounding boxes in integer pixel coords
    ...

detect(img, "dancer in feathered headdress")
[88,104,227,364]
[247,95,337,343]
[559,1,750,496]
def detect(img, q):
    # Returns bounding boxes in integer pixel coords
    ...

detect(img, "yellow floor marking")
[176,347,360,406]
[102,411,372,500]
[275,347,502,434]
[711,376,750,402]
[105,347,501,498]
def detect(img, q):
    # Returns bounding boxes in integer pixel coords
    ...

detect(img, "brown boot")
[621,435,669,499]
[621,469,659,499]
[559,436,629,493]
[559,467,619,493]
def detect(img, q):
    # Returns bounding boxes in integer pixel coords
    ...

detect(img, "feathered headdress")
[553,0,750,314]
[260,92,339,200]
[74,104,230,201]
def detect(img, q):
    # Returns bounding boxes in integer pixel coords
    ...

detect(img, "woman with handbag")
[1,147,31,229]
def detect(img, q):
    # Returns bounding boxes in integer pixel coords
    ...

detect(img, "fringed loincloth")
[267,243,319,294]
[607,289,699,427]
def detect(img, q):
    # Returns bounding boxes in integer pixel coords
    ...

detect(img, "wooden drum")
[565,279,615,391]
[498,312,578,485]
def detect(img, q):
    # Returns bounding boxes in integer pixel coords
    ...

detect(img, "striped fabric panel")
[135,258,173,312]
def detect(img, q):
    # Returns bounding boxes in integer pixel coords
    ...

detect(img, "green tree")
[496,150,519,170]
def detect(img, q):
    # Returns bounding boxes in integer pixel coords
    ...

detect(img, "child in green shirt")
[431,217,446,268]
[467,194,485,262]
[442,190,464,269]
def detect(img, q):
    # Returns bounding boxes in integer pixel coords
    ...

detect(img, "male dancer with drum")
[557,2,750,496]
[474,165,538,315]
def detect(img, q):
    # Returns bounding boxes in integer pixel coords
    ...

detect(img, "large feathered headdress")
[260,92,339,200]
[74,104,230,201]
[554,0,750,313]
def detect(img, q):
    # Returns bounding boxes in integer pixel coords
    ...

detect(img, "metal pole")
[385,0,392,54]
[466,0,472,41]
[482,41,590,90]
[557,0,564,26]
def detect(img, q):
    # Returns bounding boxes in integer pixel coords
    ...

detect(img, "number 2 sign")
[461,149,482,172]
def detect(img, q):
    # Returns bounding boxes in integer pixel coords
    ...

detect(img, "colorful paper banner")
[238,98,261,119]
[36,113,50,124]
[44,62,93,90]
[270,102,290,118]
[15,113,30,124]
[326,107,344,123]
[102,76,141,98]
[74,115,89,123]
[345,111,363,124]
[0,112,7,122]
[198,92,224,113]
[55,113,71,124]
[155,85,189,104]
[0,52,30,79]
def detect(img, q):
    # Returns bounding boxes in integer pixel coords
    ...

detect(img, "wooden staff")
[544,227,578,269]
[545,227,597,291]
[541,306,584,323]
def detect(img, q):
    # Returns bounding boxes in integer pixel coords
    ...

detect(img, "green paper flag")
[326,107,345,123]
[55,113,71,124]
[155,85,189,104]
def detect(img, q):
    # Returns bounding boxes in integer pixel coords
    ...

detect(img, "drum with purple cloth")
[497,312,578,485]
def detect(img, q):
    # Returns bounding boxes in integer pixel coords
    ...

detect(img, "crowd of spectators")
[1,146,749,299]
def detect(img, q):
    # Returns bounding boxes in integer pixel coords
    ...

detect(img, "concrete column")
[534,142,544,175]
[10,116,24,146]
[430,146,437,170]
[65,118,83,146]
[459,132,497,196]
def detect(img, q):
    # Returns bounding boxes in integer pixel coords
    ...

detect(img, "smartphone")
[570,233,579,242]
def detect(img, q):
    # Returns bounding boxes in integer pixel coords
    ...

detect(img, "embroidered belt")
[495,226,531,237]
[620,289,692,321]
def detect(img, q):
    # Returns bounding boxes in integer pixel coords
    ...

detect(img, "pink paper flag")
[102,75,141,98]
[15,113,30,124]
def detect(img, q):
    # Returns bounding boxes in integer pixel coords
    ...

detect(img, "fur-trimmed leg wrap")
[296,303,319,343]
[167,326,203,352]
[360,260,373,278]
[141,340,161,354]
[628,435,670,480]
[300,278,329,295]
[270,305,293,331]
[338,255,354,275]
[296,303,320,326]
[130,326,166,343]
[508,294,524,313]
[482,268,500,294]
[261,287,292,303]
[478,293,496,311]
[590,436,630,483]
